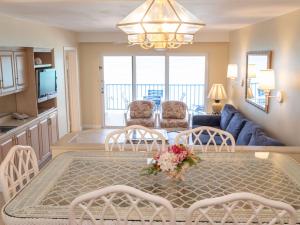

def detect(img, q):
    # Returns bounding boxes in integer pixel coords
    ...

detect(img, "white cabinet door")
[14,51,26,90]
[0,51,16,95]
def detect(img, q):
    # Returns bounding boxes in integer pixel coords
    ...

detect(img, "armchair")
[124,100,156,128]
[159,101,190,131]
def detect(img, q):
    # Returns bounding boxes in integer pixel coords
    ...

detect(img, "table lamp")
[208,84,227,114]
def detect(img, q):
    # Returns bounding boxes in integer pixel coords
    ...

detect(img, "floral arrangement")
[142,144,200,181]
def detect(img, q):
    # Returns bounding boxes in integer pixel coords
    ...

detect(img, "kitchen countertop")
[0,115,35,138]
[0,108,57,140]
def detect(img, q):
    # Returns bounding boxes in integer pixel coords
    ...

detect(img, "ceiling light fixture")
[117,0,205,50]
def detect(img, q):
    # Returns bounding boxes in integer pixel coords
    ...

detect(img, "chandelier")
[117,0,205,50]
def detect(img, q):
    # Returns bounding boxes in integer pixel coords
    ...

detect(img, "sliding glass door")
[103,55,207,127]
[136,56,165,110]
[103,56,132,127]
[169,56,206,112]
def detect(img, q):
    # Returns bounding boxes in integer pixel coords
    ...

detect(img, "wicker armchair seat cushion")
[160,118,188,129]
[130,100,154,119]
[126,118,155,128]
[162,101,187,119]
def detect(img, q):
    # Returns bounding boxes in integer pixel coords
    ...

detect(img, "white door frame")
[63,47,82,132]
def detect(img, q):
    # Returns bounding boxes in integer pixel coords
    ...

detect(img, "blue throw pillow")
[249,129,284,146]
[225,113,247,140]
[220,105,237,130]
[236,121,261,145]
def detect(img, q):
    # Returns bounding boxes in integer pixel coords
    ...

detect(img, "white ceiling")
[0,0,299,32]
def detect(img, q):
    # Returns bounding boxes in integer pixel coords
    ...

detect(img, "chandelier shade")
[117,0,205,50]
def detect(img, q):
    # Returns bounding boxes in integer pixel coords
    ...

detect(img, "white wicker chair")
[186,192,297,225]
[69,185,176,225]
[0,145,39,202]
[174,126,235,152]
[105,125,166,152]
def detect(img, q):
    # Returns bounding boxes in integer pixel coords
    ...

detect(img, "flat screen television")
[37,68,57,102]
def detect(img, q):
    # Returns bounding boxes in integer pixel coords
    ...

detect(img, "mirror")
[246,51,272,112]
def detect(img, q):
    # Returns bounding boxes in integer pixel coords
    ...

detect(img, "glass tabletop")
[4,151,300,223]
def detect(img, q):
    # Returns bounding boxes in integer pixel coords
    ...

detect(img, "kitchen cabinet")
[0,109,58,167]
[15,130,28,145]
[48,112,58,145]
[39,118,51,162]
[0,135,15,160]
[28,123,41,162]
[0,50,27,96]
[14,51,26,91]
[0,51,16,95]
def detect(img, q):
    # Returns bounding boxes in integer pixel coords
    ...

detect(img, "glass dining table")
[3,151,300,225]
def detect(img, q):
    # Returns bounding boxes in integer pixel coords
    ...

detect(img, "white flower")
[158,152,177,172]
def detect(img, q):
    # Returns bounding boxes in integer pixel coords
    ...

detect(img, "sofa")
[192,104,283,146]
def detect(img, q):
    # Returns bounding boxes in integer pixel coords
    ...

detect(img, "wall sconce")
[257,69,283,106]
[227,64,238,79]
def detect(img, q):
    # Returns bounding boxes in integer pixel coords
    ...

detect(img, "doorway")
[64,47,81,132]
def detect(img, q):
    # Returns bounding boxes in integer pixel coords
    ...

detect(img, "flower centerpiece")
[142,144,200,181]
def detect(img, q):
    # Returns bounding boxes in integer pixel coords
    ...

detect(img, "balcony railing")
[105,84,205,111]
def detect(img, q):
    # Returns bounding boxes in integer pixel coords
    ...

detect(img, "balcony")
[105,83,205,127]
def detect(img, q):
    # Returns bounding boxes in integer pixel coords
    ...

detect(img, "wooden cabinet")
[14,51,26,90]
[0,51,16,95]
[0,50,26,96]
[0,135,15,160]
[39,118,51,162]
[28,123,40,162]
[48,112,59,145]
[15,130,28,145]
[0,109,58,166]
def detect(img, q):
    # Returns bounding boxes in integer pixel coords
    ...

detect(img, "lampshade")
[227,64,238,79]
[247,87,254,99]
[208,84,227,100]
[248,64,257,78]
[257,69,275,91]
[117,0,205,50]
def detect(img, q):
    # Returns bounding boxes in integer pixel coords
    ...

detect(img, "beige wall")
[79,42,229,128]
[228,9,300,146]
[0,95,16,113]
[0,14,78,137]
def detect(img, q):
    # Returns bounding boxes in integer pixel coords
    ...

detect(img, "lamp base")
[211,101,223,114]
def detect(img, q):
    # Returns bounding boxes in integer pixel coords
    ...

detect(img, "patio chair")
[159,101,191,131]
[105,125,166,152]
[0,145,39,202]
[69,185,176,225]
[174,126,235,152]
[186,192,297,225]
[124,100,156,128]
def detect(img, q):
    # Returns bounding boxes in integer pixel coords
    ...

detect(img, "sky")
[103,56,206,85]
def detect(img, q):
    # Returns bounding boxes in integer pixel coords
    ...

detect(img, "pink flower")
[167,145,189,163]
[168,145,187,154]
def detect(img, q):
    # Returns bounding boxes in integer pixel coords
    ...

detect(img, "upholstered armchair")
[124,100,156,128]
[159,101,190,131]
